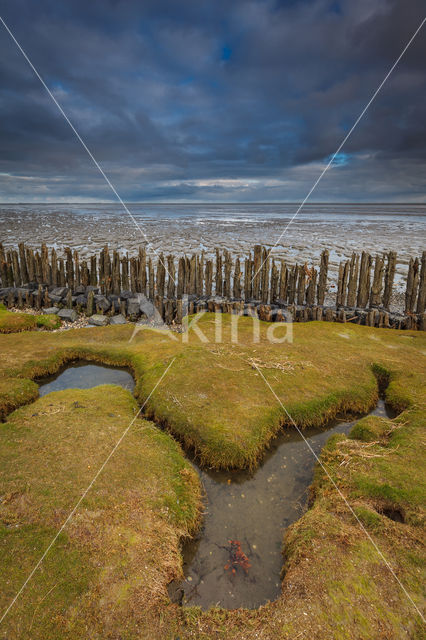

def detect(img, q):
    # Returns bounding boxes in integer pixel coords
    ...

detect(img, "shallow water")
[37,362,391,610]
[38,361,135,396]
[170,400,392,610]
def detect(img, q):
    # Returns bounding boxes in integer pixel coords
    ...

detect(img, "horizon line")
[0,201,426,206]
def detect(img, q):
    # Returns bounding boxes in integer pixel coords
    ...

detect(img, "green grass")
[0,314,424,638]
[0,304,60,333]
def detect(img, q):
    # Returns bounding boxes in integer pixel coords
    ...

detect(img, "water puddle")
[38,361,135,396]
[169,400,392,610]
[36,362,391,610]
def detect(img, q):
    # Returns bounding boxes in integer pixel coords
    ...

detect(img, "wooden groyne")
[0,243,425,330]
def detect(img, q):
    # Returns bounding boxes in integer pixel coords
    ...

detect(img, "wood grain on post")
[148,258,154,299]
[12,250,21,286]
[51,248,58,287]
[405,257,420,313]
[90,255,97,287]
[26,247,35,283]
[383,251,396,310]
[287,265,297,304]
[252,245,262,300]
[223,250,232,299]
[215,249,223,296]
[297,264,306,305]
[81,261,89,287]
[416,251,426,314]
[233,256,242,299]
[18,243,28,284]
[73,250,80,288]
[138,247,147,295]
[306,267,317,305]
[58,258,65,287]
[130,256,138,293]
[270,260,279,303]
[177,256,185,299]
[317,249,329,305]
[369,254,385,308]
[197,253,204,296]
[34,252,42,284]
[167,255,176,298]
[260,247,270,303]
[0,244,7,286]
[65,247,74,289]
[244,256,252,301]
[279,260,288,302]
[156,253,166,298]
[205,259,213,296]
[189,254,197,295]
[346,253,359,308]
[357,252,372,308]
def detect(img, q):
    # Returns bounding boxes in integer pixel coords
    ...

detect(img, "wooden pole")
[383,251,396,310]
[416,251,426,314]
[405,257,420,313]
[317,249,329,305]
[357,252,372,308]
[369,254,385,308]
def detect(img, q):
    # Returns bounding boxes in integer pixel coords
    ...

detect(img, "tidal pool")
[38,361,135,396]
[37,362,390,610]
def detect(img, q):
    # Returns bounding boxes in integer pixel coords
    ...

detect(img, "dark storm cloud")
[0,0,425,201]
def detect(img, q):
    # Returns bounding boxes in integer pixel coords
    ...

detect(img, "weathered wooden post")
[369,254,385,308]
[215,248,223,296]
[405,257,420,313]
[18,242,28,284]
[167,255,176,298]
[205,259,213,296]
[297,264,306,305]
[148,258,154,299]
[317,249,329,305]
[416,251,426,314]
[382,251,396,310]
[306,267,317,305]
[177,256,185,298]
[252,245,262,300]
[357,252,372,308]
[196,253,204,296]
[346,253,359,308]
[233,257,242,299]
[279,260,288,302]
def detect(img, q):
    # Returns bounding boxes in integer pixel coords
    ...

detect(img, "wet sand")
[1,203,424,290]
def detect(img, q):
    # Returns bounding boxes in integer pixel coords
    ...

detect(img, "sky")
[0,0,425,203]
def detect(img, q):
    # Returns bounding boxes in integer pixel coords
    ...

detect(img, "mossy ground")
[0,314,424,638]
[0,304,60,333]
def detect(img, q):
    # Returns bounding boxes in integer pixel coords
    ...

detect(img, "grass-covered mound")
[0,304,60,333]
[0,386,201,639]
[0,315,424,638]
[0,314,424,470]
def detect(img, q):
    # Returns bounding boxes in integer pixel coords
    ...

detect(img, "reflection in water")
[38,361,135,396]
[170,401,391,610]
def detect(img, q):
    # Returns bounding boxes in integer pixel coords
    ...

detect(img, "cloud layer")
[0,0,425,202]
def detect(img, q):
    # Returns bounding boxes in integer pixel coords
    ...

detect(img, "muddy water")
[38,361,135,396]
[37,363,390,610]
[170,400,392,610]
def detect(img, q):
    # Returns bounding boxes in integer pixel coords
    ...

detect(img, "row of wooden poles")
[0,243,425,314]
